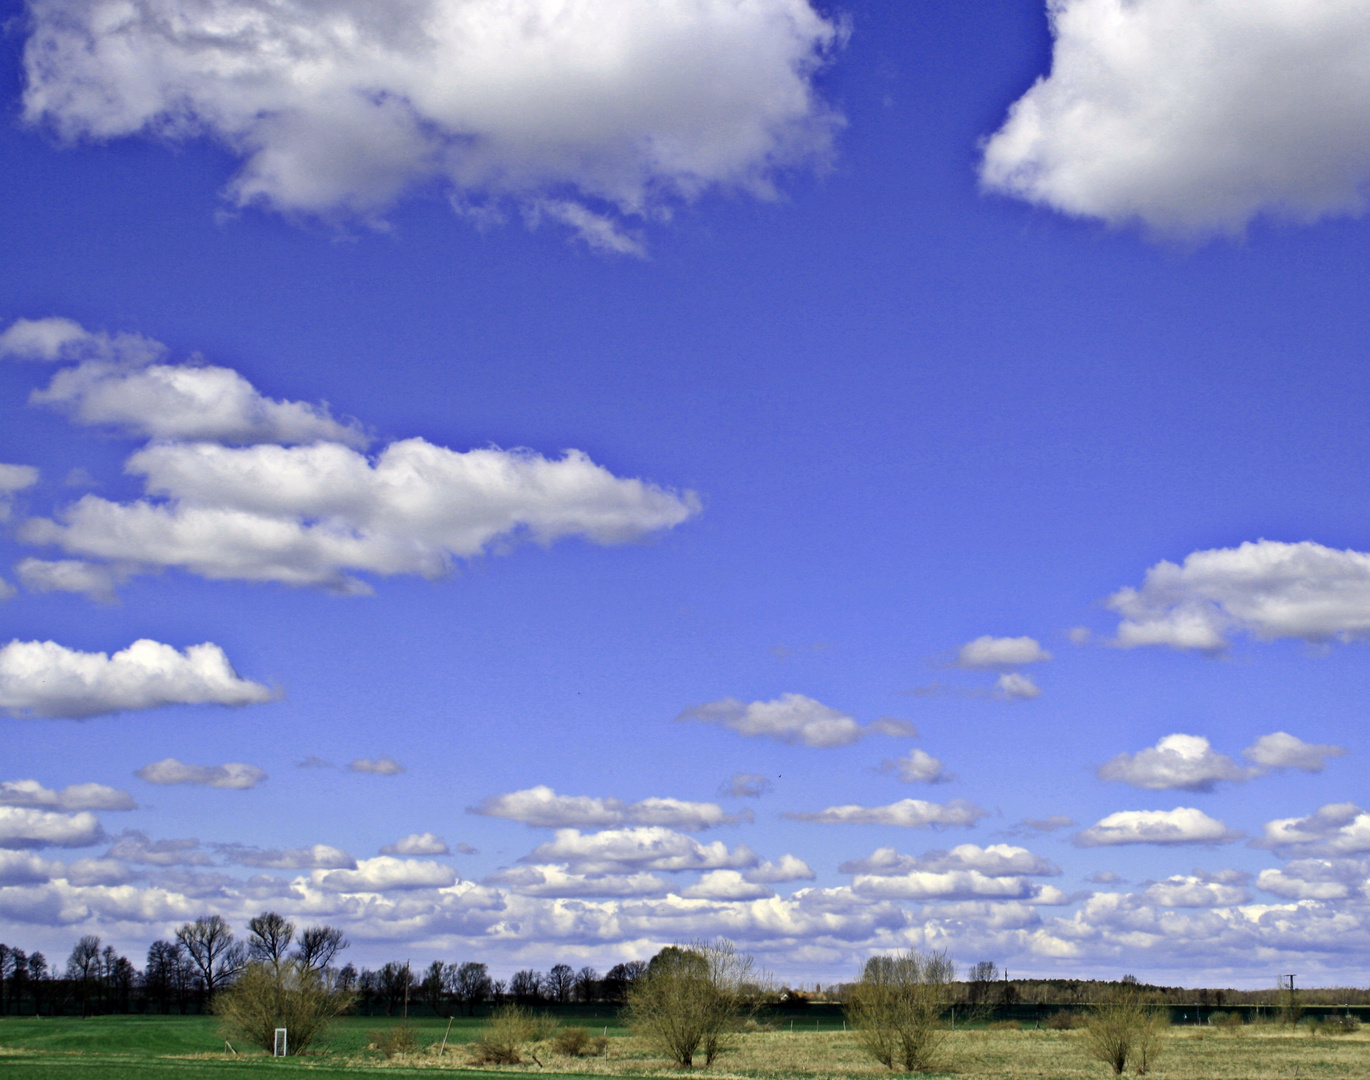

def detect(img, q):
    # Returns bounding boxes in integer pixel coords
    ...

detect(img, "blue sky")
[3,0,1370,989]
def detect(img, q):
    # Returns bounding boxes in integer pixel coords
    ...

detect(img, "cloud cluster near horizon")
[981,0,1370,235]
[471,786,751,831]
[21,0,843,252]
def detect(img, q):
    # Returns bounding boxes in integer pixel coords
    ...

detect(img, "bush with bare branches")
[214,959,352,1056]
[845,949,955,1074]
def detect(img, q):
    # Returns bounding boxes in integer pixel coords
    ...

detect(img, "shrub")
[988,1020,1021,1031]
[845,949,954,1074]
[470,1005,539,1065]
[1321,1014,1360,1035]
[626,939,761,1068]
[215,959,352,1056]
[1046,1011,1080,1030]
[553,1026,591,1056]
[369,1023,420,1059]
[1208,1011,1243,1029]
[1082,992,1167,1077]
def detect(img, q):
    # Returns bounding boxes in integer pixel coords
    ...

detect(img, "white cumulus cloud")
[0,463,39,522]
[677,693,916,748]
[5,318,365,446]
[104,830,210,866]
[1143,872,1250,907]
[471,785,749,830]
[522,826,757,874]
[21,0,843,250]
[785,798,987,828]
[486,863,669,898]
[718,773,773,798]
[1108,540,1370,651]
[318,856,457,893]
[744,854,815,883]
[0,638,274,719]
[0,807,105,849]
[995,672,1041,700]
[955,635,1051,669]
[1097,734,1255,792]
[381,832,451,856]
[0,779,136,811]
[1243,732,1348,773]
[1257,858,1367,901]
[839,843,1059,878]
[680,869,775,901]
[980,0,1370,235]
[1074,807,1243,847]
[135,758,267,789]
[23,439,699,595]
[883,749,949,784]
[219,843,356,870]
[16,559,126,603]
[1256,802,1370,857]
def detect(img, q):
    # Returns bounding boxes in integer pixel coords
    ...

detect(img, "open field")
[2,1016,1369,1079]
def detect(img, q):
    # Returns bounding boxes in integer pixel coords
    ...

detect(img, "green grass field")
[2,1014,1369,1079]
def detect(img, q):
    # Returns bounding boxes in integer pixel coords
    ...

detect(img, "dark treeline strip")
[4,924,1367,1019]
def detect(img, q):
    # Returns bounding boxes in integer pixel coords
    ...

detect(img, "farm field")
[2,1016,1369,1080]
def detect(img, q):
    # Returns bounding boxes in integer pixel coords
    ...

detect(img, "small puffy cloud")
[105,830,210,866]
[318,856,457,893]
[744,854,815,884]
[881,749,949,784]
[486,864,669,898]
[1256,858,1367,901]
[0,807,105,849]
[979,0,1370,235]
[0,779,136,811]
[219,843,356,870]
[0,463,39,522]
[719,773,773,798]
[1143,871,1251,907]
[1074,807,1243,847]
[24,439,699,595]
[1108,541,1370,651]
[995,673,1041,700]
[16,559,126,603]
[522,827,757,874]
[1255,802,1370,857]
[852,868,1041,902]
[786,798,987,829]
[349,757,405,776]
[135,758,267,790]
[381,832,451,856]
[471,786,750,830]
[1243,732,1348,773]
[680,869,775,901]
[677,693,915,748]
[955,635,1052,669]
[0,578,14,601]
[0,638,274,719]
[839,843,1059,878]
[1088,870,1126,884]
[1098,734,1254,792]
[1068,627,1092,646]
[20,0,842,250]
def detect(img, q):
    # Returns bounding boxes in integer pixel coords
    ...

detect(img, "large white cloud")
[486,863,670,898]
[1074,807,1243,847]
[980,0,1370,235]
[23,439,700,594]
[1108,540,1370,651]
[1141,871,1250,908]
[0,779,136,811]
[0,807,105,849]
[0,638,274,719]
[4,318,365,446]
[21,0,843,251]
[1256,802,1370,857]
[955,635,1051,669]
[839,843,1060,878]
[677,693,916,749]
[381,833,451,857]
[522,826,758,874]
[1256,858,1367,901]
[470,785,749,831]
[135,758,268,790]
[785,798,987,829]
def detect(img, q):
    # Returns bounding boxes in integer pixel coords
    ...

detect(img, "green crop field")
[2,1015,1369,1079]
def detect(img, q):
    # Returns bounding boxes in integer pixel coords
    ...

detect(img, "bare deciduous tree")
[294,925,348,972]
[547,963,575,1004]
[176,915,245,999]
[247,912,295,972]
[846,949,955,1074]
[1082,988,1168,1076]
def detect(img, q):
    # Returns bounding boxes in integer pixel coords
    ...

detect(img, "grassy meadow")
[1,1014,1368,1079]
